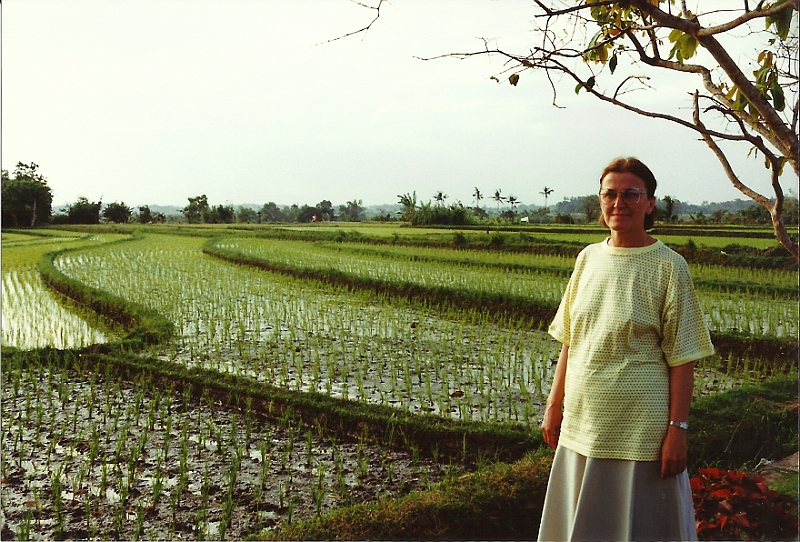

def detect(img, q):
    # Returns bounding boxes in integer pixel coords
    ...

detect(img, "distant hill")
[552,196,773,216]
[144,205,183,215]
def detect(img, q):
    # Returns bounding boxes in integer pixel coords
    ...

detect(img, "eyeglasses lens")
[600,189,642,204]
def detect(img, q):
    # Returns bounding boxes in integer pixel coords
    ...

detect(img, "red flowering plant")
[691,467,798,540]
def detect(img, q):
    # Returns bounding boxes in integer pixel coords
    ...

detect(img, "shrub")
[691,468,798,540]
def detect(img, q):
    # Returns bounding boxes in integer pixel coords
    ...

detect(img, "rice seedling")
[211,236,797,339]
[53,234,568,426]
[11,360,465,539]
[1,233,123,349]
[3,226,791,538]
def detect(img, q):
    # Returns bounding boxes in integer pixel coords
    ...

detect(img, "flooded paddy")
[1,233,125,350]
[2,228,788,540]
[0,366,456,540]
[2,267,108,349]
[55,235,561,427]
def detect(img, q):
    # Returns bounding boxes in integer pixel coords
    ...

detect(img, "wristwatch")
[669,420,689,430]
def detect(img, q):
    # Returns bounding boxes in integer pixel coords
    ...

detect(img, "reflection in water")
[2,268,107,349]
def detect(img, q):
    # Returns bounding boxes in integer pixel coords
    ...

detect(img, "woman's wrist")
[545,396,563,410]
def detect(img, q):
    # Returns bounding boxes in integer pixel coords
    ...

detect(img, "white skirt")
[537,446,697,542]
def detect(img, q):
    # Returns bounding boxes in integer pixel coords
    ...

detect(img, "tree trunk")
[771,211,799,262]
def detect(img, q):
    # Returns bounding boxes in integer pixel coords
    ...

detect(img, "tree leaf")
[775,8,793,40]
[609,53,618,74]
[668,28,683,43]
[771,80,786,111]
[509,73,520,86]
[682,35,698,60]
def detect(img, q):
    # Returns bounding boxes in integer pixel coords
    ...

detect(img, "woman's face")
[599,171,656,235]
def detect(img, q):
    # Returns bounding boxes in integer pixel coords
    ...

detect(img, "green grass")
[688,373,799,473]
[769,471,799,503]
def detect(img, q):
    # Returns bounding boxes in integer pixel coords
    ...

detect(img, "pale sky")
[2,0,794,210]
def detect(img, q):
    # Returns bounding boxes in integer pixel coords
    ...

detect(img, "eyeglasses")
[599,188,648,205]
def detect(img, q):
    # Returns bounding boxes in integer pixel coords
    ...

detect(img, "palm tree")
[540,186,554,210]
[397,192,417,225]
[473,187,483,210]
[492,189,505,213]
[507,195,518,213]
[434,191,448,206]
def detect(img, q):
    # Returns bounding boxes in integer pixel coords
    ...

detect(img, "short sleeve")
[548,250,586,346]
[661,257,715,366]
[548,287,571,345]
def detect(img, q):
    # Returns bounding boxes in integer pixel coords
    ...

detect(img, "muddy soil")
[0,367,459,540]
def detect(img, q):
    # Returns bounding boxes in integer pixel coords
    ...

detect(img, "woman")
[537,157,714,541]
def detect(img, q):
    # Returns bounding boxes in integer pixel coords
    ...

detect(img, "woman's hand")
[541,404,563,450]
[662,361,694,479]
[541,344,569,450]
[660,425,688,479]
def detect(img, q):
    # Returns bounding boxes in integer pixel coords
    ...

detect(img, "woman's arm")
[660,361,695,479]
[541,344,569,450]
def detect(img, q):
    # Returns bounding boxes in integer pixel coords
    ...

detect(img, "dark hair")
[598,157,658,230]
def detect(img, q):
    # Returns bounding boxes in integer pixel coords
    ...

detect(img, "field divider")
[323,242,797,298]
[36,232,174,349]
[260,449,555,541]
[202,236,560,326]
[202,236,797,364]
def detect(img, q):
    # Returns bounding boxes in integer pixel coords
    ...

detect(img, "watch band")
[669,420,689,430]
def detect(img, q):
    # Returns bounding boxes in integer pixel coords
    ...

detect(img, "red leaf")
[696,519,717,533]
[699,467,724,479]
[690,476,705,491]
[726,471,747,484]
[712,488,733,499]
[730,512,751,528]
[718,499,734,514]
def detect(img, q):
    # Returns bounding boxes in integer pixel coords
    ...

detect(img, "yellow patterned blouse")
[548,239,714,461]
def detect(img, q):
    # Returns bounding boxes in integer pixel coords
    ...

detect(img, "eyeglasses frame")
[598,188,650,206]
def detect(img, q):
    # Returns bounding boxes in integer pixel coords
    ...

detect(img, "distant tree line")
[2,164,796,228]
[1,163,53,228]
[553,195,798,226]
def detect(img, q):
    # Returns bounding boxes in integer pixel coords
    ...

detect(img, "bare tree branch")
[416,1,798,257]
[629,0,799,168]
[698,0,798,37]
[692,92,798,259]
[320,0,384,45]
[530,0,617,18]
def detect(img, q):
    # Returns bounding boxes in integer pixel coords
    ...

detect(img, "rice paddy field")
[1,224,797,540]
[1,232,126,349]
